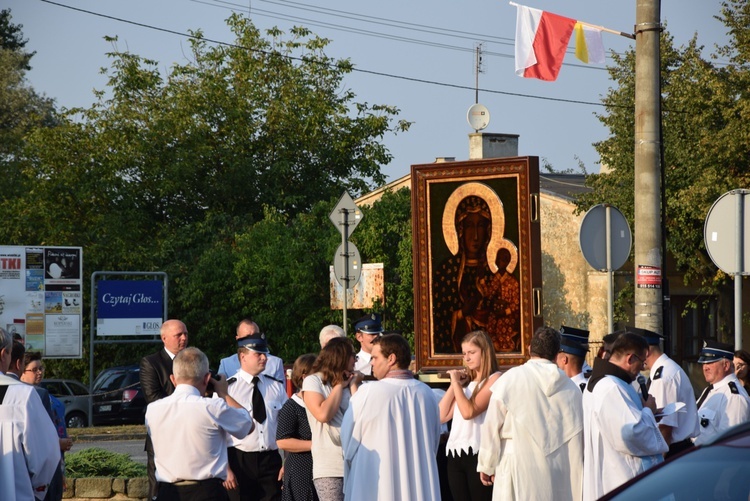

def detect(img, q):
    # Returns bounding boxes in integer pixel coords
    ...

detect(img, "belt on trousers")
[171,478,220,486]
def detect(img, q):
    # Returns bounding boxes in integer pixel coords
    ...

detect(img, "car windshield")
[94,371,128,392]
[41,381,66,396]
[609,444,750,500]
[69,381,89,396]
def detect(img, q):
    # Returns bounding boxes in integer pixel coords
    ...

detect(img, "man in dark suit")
[140,319,189,500]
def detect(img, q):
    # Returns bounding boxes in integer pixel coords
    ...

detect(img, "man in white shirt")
[227,331,288,501]
[218,318,285,381]
[0,327,61,501]
[146,346,252,500]
[693,340,750,446]
[353,313,383,375]
[632,327,699,457]
[140,318,189,500]
[342,334,441,501]
[582,332,668,501]
[478,326,584,501]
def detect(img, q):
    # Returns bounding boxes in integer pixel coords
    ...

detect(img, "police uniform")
[693,341,750,446]
[559,335,591,392]
[353,314,384,375]
[648,354,700,444]
[227,333,288,501]
[629,325,700,456]
[560,325,592,375]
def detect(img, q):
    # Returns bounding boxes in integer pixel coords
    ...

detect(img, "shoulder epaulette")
[653,366,663,380]
[264,374,284,385]
[227,377,237,385]
[729,381,740,394]
[584,370,592,379]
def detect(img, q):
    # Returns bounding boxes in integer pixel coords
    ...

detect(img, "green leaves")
[576,1,750,328]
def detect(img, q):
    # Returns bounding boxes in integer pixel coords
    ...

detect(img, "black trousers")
[157,478,228,501]
[666,438,695,459]
[446,448,493,501]
[227,448,282,501]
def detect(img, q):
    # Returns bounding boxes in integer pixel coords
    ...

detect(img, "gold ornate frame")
[411,157,543,371]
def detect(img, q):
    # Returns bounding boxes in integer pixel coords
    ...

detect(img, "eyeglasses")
[24,366,45,373]
[629,353,645,367]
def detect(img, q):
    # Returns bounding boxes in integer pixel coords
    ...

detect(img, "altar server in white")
[342,334,441,501]
[478,326,584,501]
[0,328,61,501]
[582,332,668,501]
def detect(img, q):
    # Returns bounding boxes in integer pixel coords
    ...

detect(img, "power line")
[202,0,620,64]
[38,0,614,108]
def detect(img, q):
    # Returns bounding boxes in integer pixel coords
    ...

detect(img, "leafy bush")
[65,448,147,478]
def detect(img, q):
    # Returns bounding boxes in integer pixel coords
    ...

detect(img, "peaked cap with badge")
[237,331,269,354]
[355,313,384,335]
[697,340,734,364]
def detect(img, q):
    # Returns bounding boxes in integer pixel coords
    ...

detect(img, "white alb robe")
[477,358,584,501]
[0,374,61,501]
[341,376,441,501]
[582,373,668,501]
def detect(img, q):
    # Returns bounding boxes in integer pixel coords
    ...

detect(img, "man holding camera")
[227,331,288,501]
[145,347,252,500]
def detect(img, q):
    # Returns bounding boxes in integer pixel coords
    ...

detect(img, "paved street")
[70,439,147,465]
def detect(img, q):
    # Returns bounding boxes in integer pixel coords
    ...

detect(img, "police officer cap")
[559,337,588,358]
[697,340,734,364]
[560,325,589,344]
[355,313,384,335]
[627,326,664,346]
[237,331,269,354]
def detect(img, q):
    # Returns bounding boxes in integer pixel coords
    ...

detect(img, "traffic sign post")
[329,192,363,334]
[579,204,632,334]
[704,189,750,350]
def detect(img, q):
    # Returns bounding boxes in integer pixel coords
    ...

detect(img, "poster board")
[411,158,543,371]
[0,246,83,358]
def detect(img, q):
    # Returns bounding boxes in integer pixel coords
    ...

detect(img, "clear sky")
[6,0,731,183]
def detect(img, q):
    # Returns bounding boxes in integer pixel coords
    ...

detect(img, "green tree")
[575,1,750,332]
[353,188,414,344]
[0,15,409,378]
[0,9,57,219]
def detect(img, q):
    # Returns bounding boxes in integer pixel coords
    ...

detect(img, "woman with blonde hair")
[302,337,363,501]
[439,330,501,501]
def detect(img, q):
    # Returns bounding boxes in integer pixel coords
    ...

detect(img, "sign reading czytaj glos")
[96,280,163,336]
[0,245,83,358]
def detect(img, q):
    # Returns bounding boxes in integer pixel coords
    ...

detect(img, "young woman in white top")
[439,330,501,501]
[302,337,363,501]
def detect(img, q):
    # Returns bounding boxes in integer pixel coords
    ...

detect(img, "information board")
[0,246,83,358]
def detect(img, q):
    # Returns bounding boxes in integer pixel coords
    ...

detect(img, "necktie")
[251,376,267,424]
[696,384,713,409]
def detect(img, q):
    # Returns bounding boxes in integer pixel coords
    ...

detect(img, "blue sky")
[6,0,732,182]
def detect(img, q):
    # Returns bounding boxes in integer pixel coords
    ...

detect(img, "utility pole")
[474,43,484,104]
[633,0,663,334]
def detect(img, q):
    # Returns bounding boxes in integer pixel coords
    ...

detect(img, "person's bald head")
[236,319,260,339]
[161,319,188,354]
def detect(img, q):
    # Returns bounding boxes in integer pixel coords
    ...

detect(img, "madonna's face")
[462,213,490,259]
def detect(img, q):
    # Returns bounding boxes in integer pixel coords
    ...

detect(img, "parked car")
[92,365,146,426]
[599,421,750,500]
[39,378,91,428]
